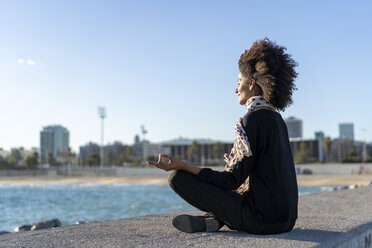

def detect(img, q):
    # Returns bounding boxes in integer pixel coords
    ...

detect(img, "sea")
[0,183,333,232]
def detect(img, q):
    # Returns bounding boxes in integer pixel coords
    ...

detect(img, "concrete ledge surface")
[1,187,372,248]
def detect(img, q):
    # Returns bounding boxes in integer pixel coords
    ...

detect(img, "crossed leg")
[168,170,246,230]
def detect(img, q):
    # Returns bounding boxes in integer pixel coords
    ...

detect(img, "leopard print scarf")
[224,95,276,194]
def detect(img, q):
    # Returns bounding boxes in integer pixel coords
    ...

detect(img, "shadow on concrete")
[210,221,372,247]
[213,228,343,243]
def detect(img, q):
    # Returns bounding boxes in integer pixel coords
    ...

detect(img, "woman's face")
[235,72,251,105]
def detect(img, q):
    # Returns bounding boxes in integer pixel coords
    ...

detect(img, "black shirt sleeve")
[196,113,257,190]
[197,155,255,190]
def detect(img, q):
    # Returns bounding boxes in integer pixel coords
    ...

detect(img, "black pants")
[168,170,296,235]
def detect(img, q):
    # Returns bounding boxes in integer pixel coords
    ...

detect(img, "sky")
[1,0,372,153]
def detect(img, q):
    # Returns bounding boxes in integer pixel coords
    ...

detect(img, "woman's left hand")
[146,154,186,171]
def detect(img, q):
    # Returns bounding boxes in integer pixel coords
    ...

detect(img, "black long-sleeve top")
[197,109,298,224]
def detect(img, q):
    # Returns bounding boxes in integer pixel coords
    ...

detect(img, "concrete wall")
[296,163,372,174]
[1,163,372,177]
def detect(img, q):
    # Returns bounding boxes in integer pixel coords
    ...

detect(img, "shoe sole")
[172,215,220,233]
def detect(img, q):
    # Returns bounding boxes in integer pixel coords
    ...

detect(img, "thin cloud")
[27,59,35,65]
[17,58,36,65]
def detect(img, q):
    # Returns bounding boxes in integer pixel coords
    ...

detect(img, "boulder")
[14,225,32,232]
[31,219,61,231]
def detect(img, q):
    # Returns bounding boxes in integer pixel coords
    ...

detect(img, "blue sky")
[1,0,371,152]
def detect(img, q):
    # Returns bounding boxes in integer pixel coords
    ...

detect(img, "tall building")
[79,142,100,164]
[339,123,354,140]
[40,125,69,163]
[285,117,303,139]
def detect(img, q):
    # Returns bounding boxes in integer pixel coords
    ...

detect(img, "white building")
[40,125,69,163]
[339,123,354,140]
[285,117,303,139]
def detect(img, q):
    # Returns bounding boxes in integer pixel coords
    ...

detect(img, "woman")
[146,38,298,235]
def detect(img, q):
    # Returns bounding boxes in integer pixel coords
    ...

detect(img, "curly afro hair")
[238,38,298,111]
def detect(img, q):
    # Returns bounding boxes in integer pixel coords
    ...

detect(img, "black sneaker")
[172,214,221,233]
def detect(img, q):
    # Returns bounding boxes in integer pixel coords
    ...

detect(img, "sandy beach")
[1,174,372,187]
[297,174,372,186]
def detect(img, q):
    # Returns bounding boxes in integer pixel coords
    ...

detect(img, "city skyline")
[0,117,369,154]
[1,1,372,152]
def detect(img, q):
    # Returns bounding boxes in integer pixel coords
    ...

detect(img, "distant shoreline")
[0,176,168,185]
[1,174,371,187]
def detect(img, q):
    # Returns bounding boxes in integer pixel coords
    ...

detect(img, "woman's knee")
[168,170,177,189]
[168,170,188,190]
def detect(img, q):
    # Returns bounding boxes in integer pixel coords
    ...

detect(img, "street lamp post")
[141,125,148,161]
[361,128,367,163]
[98,107,106,169]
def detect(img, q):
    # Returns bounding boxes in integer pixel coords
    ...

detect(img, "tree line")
[0,150,39,169]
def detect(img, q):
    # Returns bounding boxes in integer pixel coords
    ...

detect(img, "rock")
[14,225,32,232]
[341,185,350,190]
[0,231,11,236]
[31,219,61,231]
[302,169,313,175]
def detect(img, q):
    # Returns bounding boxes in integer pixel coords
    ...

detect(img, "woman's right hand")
[146,154,186,172]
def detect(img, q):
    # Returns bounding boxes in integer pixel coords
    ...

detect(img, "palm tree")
[47,153,55,166]
[212,141,224,164]
[7,149,22,167]
[126,146,134,162]
[322,137,332,162]
[117,146,135,165]
[85,153,100,166]
[187,141,200,162]
[25,151,39,169]
[295,143,312,164]
[107,150,115,165]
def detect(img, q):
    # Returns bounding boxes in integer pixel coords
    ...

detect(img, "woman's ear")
[249,79,256,91]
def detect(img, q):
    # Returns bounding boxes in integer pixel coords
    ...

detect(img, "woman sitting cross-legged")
[146,38,299,235]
